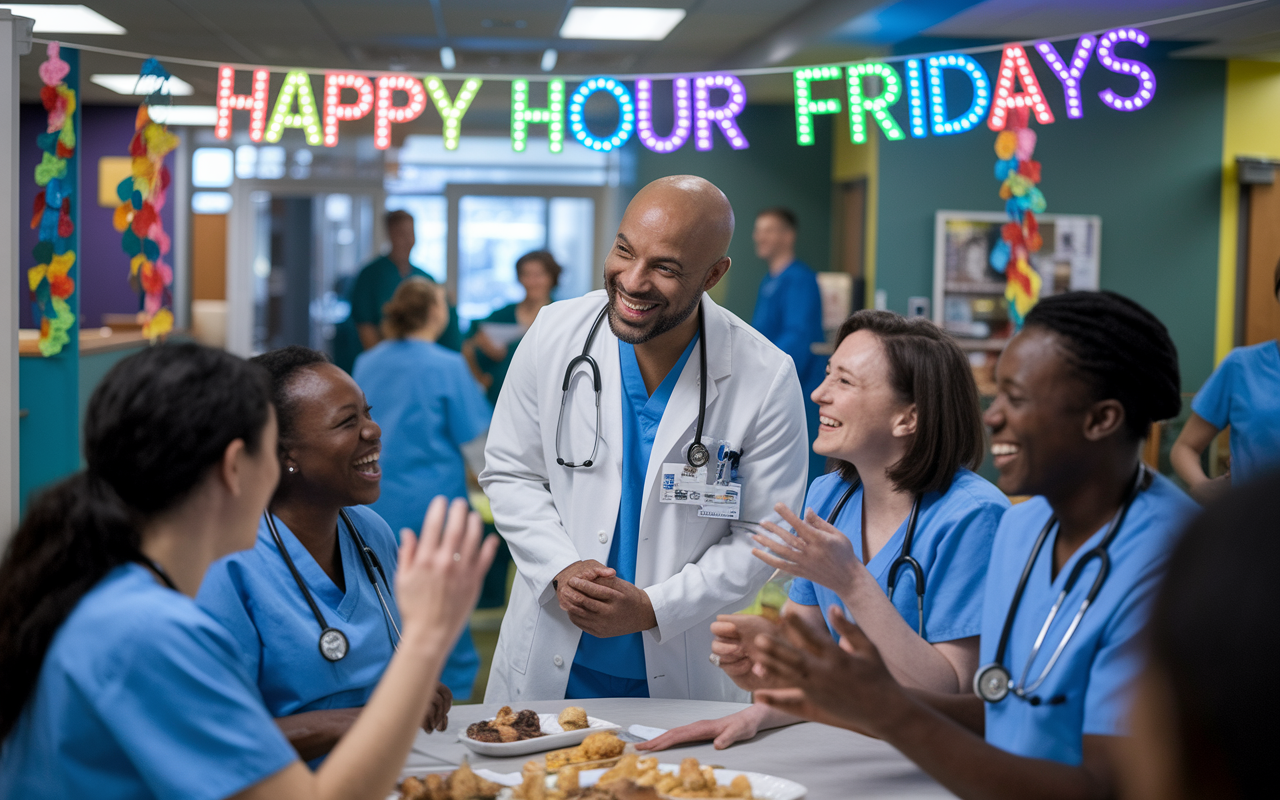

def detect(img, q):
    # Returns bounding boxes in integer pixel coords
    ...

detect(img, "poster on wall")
[933,210,1100,392]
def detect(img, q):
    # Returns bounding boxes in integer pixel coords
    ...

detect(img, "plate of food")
[509,753,806,800]
[460,706,621,757]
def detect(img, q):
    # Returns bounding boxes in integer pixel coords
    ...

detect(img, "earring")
[287,466,296,474]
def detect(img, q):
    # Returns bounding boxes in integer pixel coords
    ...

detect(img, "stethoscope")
[826,478,925,637]
[974,465,1149,705]
[264,509,401,663]
[555,302,710,470]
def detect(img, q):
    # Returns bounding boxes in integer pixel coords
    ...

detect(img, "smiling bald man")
[481,176,810,702]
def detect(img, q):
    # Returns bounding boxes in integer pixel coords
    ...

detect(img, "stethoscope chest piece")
[974,662,1011,703]
[319,627,349,662]
[687,440,711,468]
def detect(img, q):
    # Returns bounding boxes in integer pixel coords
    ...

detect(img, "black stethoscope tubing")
[264,509,401,663]
[826,478,926,638]
[974,465,1149,705]
[555,302,710,470]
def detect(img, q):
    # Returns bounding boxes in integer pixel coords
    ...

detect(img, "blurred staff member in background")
[354,279,492,700]
[198,346,453,760]
[335,210,461,373]
[750,207,827,483]
[748,291,1193,800]
[482,175,810,702]
[1172,259,1280,503]
[1121,470,1280,800]
[0,343,495,800]
[464,250,560,408]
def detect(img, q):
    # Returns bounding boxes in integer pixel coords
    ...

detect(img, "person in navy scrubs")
[750,207,827,483]
[641,311,1007,751]
[0,343,495,800]
[747,291,1194,800]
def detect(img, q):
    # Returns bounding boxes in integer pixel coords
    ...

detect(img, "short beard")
[605,277,702,345]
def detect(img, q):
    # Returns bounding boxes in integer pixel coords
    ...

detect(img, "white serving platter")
[458,713,621,757]
[575,764,807,800]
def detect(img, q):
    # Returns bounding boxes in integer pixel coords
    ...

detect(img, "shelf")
[944,281,1008,295]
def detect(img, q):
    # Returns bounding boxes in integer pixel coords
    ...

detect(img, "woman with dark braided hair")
[744,291,1197,800]
[0,343,497,800]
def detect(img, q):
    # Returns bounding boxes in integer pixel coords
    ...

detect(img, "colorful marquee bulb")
[265,70,323,146]
[846,63,905,144]
[1096,28,1156,112]
[215,66,269,141]
[905,59,927,138]
[636,77,691,153]
[1035,36,1095,120]
[511,79,565,153]
[567,76,635,152]
[792,65,842,146]
[694,73,748,151]
[374,74,428,150]
[987,44,1055,131]
[926,54,991,136]
[322,72,374,147]
[425,76,482,150]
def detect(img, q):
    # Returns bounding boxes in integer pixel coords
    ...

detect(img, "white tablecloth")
[403,698,954,800]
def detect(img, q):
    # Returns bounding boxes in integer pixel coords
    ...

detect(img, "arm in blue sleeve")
[769,272,824,371]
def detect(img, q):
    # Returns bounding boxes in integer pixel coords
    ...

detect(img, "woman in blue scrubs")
[0,343,496,800]
[749,291,1194,800]
[353,278,492,699]
[641,310,1007,751]
[198,345,455,760]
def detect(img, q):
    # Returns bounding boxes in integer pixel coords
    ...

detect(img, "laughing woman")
[197,346,453,762]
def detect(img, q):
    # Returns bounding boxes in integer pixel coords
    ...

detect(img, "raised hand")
[754,502,863,596]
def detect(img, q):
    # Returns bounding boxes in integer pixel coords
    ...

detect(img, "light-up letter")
[511,79,565,153]
[846,63,905,144]
[322,72,373,147]
[374,74,427,150]
[215,66,269,141]
[926,54,991,136]
[1096,28,1156,112]
[694,73,748,151]
[567,77,635,152]
[636,77,691,153]
[793,66,842,146]
[987,45,1055,131]
[265,70,323,145]
[905,59,927,138]
[1035,36,1095,119]
[425,76,482,150]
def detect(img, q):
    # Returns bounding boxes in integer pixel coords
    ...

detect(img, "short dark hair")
[516,250,562,290]
[251,345,331,445]
[1023,291,1181,440]
[385,209,413,233]
[757,207,797,232]
[829,310,985,495]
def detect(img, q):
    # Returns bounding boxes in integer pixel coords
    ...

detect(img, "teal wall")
[627,105,834,321]
[873,42,1225,390]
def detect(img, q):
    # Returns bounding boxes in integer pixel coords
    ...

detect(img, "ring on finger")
[453,552,462,562]
[709,653,721,667]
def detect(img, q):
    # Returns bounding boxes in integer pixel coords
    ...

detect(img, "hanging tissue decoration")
[113,57,179,339]
[990,105,1045,329]
[28,42,78,357]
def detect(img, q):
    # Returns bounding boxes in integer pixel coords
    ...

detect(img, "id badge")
[698,482,742,519]
[660,462,707,505]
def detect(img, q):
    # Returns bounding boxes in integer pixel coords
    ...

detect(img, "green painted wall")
[874,42,1226,390]
[627,105,834,322]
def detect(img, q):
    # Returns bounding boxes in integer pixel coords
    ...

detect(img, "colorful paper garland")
[990,106,1045,329]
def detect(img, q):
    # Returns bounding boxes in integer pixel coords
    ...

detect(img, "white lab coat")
[481,290,810,702]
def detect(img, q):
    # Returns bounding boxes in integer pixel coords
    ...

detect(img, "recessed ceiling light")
[146,105,218,126]
[559,7,686,41]
[541,48,558,72]
[90,74,194,96]
[440,46,456,70]
[0,4,125,34]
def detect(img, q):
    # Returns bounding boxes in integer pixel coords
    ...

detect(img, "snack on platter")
[544,731,628,771]
[467,706,545,743]
[398,761,503,800]
[459,709,622,757]
[558,706,589,731]
[512,755,756,800]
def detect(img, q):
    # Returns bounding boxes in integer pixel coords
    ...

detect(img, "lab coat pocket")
[507,604,541,675]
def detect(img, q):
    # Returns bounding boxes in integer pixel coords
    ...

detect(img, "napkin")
[474,769,523,787]
[627,724,668,741]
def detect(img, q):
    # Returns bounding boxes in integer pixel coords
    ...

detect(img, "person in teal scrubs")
[0,343,495,800]
[198,346,453,760]
[353,278,493,699]
[463,250,559,408]
[641,310,1007,751]
[750,208,827,483]
[748,291,1191,800]
[1172,259,1280,502]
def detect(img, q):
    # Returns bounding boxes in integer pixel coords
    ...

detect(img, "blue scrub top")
[1191,340,1280,484]
[353,339,493,533]
[980,472,1196,766]
[0,564,296,800]
[789,470,1008,642]
[571,334,699,691]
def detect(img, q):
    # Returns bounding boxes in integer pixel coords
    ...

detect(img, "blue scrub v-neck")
[570,333,699,691]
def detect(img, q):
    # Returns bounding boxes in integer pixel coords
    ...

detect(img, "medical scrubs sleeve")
[350,257,461,351]
[1190,341,1280,483]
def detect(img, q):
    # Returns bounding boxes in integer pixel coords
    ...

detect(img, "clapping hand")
[709,614,786,691]
[753,503,864,596]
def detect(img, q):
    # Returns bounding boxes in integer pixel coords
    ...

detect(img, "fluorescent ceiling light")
[90,74,194,96]
[559,7,685,41]
[541,48,557,71]
[147,105,217,126]
[440,46,456,71]
[0,4,124,34]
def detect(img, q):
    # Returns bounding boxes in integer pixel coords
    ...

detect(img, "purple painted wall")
[19,103,176,329]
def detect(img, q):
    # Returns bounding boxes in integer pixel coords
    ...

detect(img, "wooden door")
[1246,182,1280,344]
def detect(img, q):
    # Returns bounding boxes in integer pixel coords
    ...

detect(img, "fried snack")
[466,706,545,743]
[494,705,518,726]
[397,763,503,800]
[515,760,547,800]
[598,754,657,784]
[399,776,429,800]
[558,765,580,794]
[558,706,589,731]
[546,731,626,769]
[514,709,544,738]
[592,781,662,800]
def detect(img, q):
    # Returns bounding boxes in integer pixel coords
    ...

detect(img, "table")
[403,698,954,800]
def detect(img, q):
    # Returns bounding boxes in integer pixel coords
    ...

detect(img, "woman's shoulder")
[938,469,1012,513]
[804,471,855,513]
